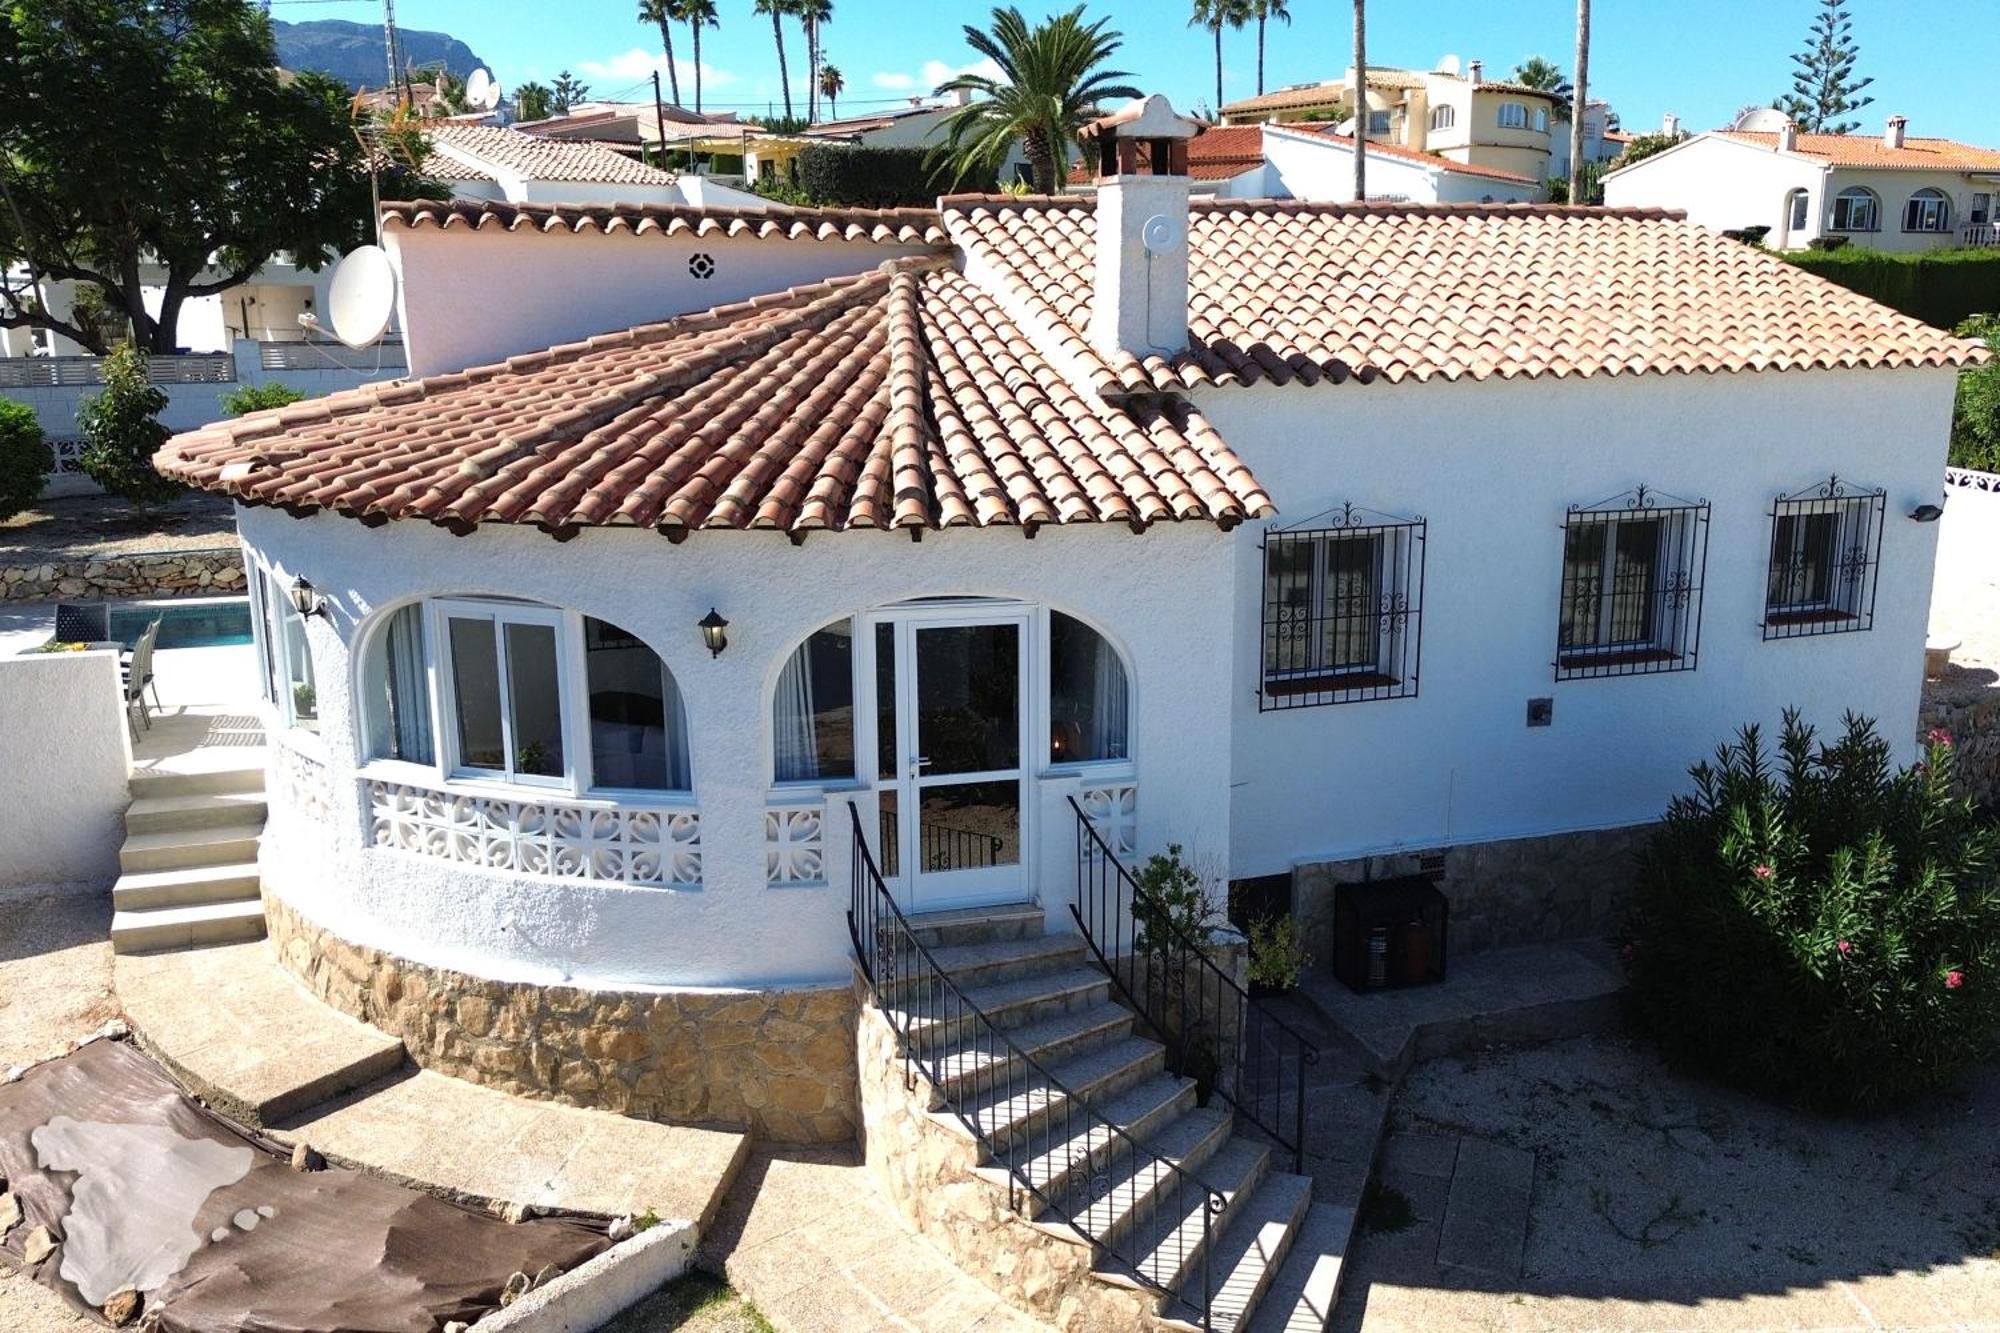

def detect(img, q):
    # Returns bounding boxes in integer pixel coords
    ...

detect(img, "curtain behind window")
[384,604,434,765]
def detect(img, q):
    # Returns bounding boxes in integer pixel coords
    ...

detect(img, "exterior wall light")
[1909,503,1944,523]
[699,608,730,657]
[288,576,327,619]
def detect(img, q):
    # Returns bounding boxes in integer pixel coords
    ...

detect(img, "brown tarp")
[0,1039,610,1332]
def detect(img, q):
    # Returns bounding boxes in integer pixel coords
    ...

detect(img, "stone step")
[984,1072,1199,1208]
[1039,1105,1233,1253]
[113,861,262,910]
[928,1001,1133,1105]
[128,765,266,801]
[1115,1136,1271,1298]
[961,1034,1166,1152]
[905,902,1045,951]
[907,931,1090,993]
[899,964,1112,1048]
[1241,1201,1355,1333]
[119,822,263,874]
[123,790,269,835]
[111,899,267,954]
[1165,1171,1314,1333]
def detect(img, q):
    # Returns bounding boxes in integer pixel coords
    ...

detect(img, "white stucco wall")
[242,507,1236,990]
[388,227,936,378]
[0,651,131,890]
[1605,136,1825,242]
[1197,365,1959,877]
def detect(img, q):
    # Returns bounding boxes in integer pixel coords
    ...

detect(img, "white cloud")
[870,71,917,91]
[576,47,738,93]
[868,58,1002,96]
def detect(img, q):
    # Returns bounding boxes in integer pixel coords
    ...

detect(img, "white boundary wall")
[0,650,131,889]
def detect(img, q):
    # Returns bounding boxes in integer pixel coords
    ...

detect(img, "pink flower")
[1753,864,1775,880]
[1928,727,1955,749]
[1946,970,1966,990]
[1836,940,1852,956]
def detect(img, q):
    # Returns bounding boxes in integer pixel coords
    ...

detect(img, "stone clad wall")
[1921,692,2000,811]
[0,547,246,604]
[267,896,859,1143]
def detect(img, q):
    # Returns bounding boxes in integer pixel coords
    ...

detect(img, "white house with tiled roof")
[150,96,1982,1333]
[1604,114,2000,251]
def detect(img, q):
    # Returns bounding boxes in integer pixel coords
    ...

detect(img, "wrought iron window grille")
[1555,485,1710,681]
[1761,475,1885,641]
[1258,502,1426,711]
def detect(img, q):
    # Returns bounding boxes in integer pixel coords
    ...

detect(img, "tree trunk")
[1351,0,1366,201]
[1569,0,1590,203]
[149,280,189,356]
[808,18,819,122]
[771,9,792,120]
[693,23,704,114]
[1026,128,1056,196]
[656,16,681,106]
[1257,16,1267,96]
[1214,24,1223,115]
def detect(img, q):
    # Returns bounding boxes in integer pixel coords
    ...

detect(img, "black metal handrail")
[846,802,1227,1330]
[1069,795,1320,1174]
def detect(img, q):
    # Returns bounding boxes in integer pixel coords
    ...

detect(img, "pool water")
[109,600,253,650]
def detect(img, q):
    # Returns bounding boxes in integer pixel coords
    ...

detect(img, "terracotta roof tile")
[940,195,1989,392]
[1070,123,1536,187]
[425,123,682,187]
[1715,130,2000,171]
[380,198,950,245]
[157,261,1270,539]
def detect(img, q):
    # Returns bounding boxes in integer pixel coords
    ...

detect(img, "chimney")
[1080,95,1203,361]
[1885,114,1907,149]
[1663,112,1681,137]
[1466,59,1483,86]
[1777,118,1797,151]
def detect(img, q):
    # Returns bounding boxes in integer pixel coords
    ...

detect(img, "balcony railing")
[0,352,235,388]
[259,338,406,372]
[1963,223,2000,248]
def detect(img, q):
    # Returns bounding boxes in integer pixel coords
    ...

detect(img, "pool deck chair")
[54,602,109,644]
[122,618,162,739]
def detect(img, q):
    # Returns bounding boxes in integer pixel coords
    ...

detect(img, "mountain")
[272,19,488,92]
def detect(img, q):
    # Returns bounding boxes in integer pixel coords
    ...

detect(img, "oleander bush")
[0,398,53,522]
[1624,711,2000,1110]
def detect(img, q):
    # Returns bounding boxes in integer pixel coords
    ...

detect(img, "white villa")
[149,96,1982,1331]
[1603,115,2000,251]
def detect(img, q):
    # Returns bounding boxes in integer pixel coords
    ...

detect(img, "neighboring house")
[425,121,765,209]
[1221,57,1564,184]
[1068,122,1539,203]
[800,97,1031,186]
[1604,115,2000,251]
[153,96,1980,1333]
[1548,98,1624,182]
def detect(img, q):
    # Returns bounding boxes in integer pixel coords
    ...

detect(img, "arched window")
[361,603,432,764]
[1048,612,1129,764]
[1903,188,1952,233]
[581,616,691,791]
[1787,189,1810,232]
[1830,186,1880,232]
[1428,105,1456,132]
[1496,102,1528,129]
[773,619,855,783]
[1533,107,1549,133]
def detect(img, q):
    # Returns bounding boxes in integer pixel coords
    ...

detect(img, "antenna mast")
[381,0,402,98]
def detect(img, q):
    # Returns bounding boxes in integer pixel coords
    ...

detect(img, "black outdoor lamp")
[288,576,328,619]
[1909,502,1945,523]
[698,608,729,657]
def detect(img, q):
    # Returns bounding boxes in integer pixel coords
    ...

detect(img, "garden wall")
[1923,468,2000,809]
[0,650,130,889]
[0,546,245,604]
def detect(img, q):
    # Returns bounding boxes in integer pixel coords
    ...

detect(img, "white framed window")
[1260,507,1425,710]
[1788,190,1810,231]
[1830,186,1880,232]
[1048,612,1129,764]
[1497,102,1528,129]
[773,618,857,785]
[251,561,318,731]
[1428,105,1456,132]
[1973,193,1992,225]
[434,600,569,786]
[1556,488,1709,680]
[1903,188,1952,233]
[1533,107,1550,134]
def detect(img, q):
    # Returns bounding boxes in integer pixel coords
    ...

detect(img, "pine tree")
[1777,0,1874,134]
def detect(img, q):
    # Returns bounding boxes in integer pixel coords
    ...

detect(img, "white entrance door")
[878,609,1029,911]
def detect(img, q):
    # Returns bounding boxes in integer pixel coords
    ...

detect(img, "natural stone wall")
[1921,690,2000,811]
[0,547,246,603]
[268,896,859,1143]
[1295,823,1652,963]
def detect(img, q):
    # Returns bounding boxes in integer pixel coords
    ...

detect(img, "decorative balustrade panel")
[365,780,701,886]
[0,353,235,388]
[766,803,826,885]
[1075,781,1137,858]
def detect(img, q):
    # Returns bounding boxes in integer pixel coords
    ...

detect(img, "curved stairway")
[110,762,268,953]
[865,904,1344,1332]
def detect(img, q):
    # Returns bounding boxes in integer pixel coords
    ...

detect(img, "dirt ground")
[1336,1032,2000,1332]
[599,1271,776,1332]
[0,492,235,560]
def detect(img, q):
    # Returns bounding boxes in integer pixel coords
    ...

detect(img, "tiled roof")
[941,195,1989,393]
[155,261,1271,539]
[1715,130,2000,172]
[380,198,951,244]
[1268,124,1539,183]
[1222,72,1558,117]
[425,123,683,187]
[1068,124,1536,187]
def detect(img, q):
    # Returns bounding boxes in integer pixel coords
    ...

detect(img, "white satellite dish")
[1141,214,1184,257]
[1733,106,1793,133]
[325,245,397,348]
[1435,54,1461,76]
[466,68,500,111]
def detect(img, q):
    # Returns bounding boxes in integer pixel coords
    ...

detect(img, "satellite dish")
[466,68,500,111]
[1141,214,1184,257]
[1435,54,1461,76]
[1733,106,1793,133]
[325,245,396,348]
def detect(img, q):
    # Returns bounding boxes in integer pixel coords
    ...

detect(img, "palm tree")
[931,6,1142,196]
[752,0,796,121]
[819,62,845,119]
[796,0,832,121]
[1189,0,1250,115]
[514,81,554,122]
[1513,55,1573,123]
[1569,0,1590,204]
[638,0,681,105]
[679,0,719,114]
[1250,0,1289,97]
[1350,0,1365,199]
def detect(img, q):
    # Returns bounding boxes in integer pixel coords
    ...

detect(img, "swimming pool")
[109,599,253,650]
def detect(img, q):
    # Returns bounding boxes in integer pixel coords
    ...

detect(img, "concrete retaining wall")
[471,1221,696,1333]
[0,649,130,889]
[0,547,246,604]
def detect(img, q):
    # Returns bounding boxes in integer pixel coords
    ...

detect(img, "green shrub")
[1783,247,2000,331]
[219,381,307,417]
[77,343,180,505]
[0,398,53,522]
[790,144,989,209]
[1246,914,1312,990]
[1131,843,1223,951]
[1624,711,2000,1111]
[1951,314,2000,473]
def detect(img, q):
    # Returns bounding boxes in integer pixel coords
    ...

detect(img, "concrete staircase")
[882,906,1346,1333]
[110,764,267,953]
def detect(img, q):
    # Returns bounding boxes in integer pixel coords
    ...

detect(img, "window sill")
[1557,647,1680,669]
[356,762,697,810]
[1263,670,1401,698]
[1765,608,1860,627]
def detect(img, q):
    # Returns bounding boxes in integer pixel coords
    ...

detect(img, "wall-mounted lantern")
[1909,503,1944,523]
[288,576,328,619]
[699,608,730,658]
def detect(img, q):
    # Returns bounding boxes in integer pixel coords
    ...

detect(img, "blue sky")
[274,0,1999,142]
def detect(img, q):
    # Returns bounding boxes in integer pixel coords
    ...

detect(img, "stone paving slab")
[1434,1136,1534,1279]
[280,1067,749,1228]
[117,940,406,1124]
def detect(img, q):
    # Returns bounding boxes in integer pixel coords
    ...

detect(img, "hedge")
[1783,247,2000,330]
[791,144,989,209]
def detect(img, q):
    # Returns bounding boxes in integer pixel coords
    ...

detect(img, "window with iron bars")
[1556,487,1709,680]
[1762,476,1885,640]
[1260,505,1425,710]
